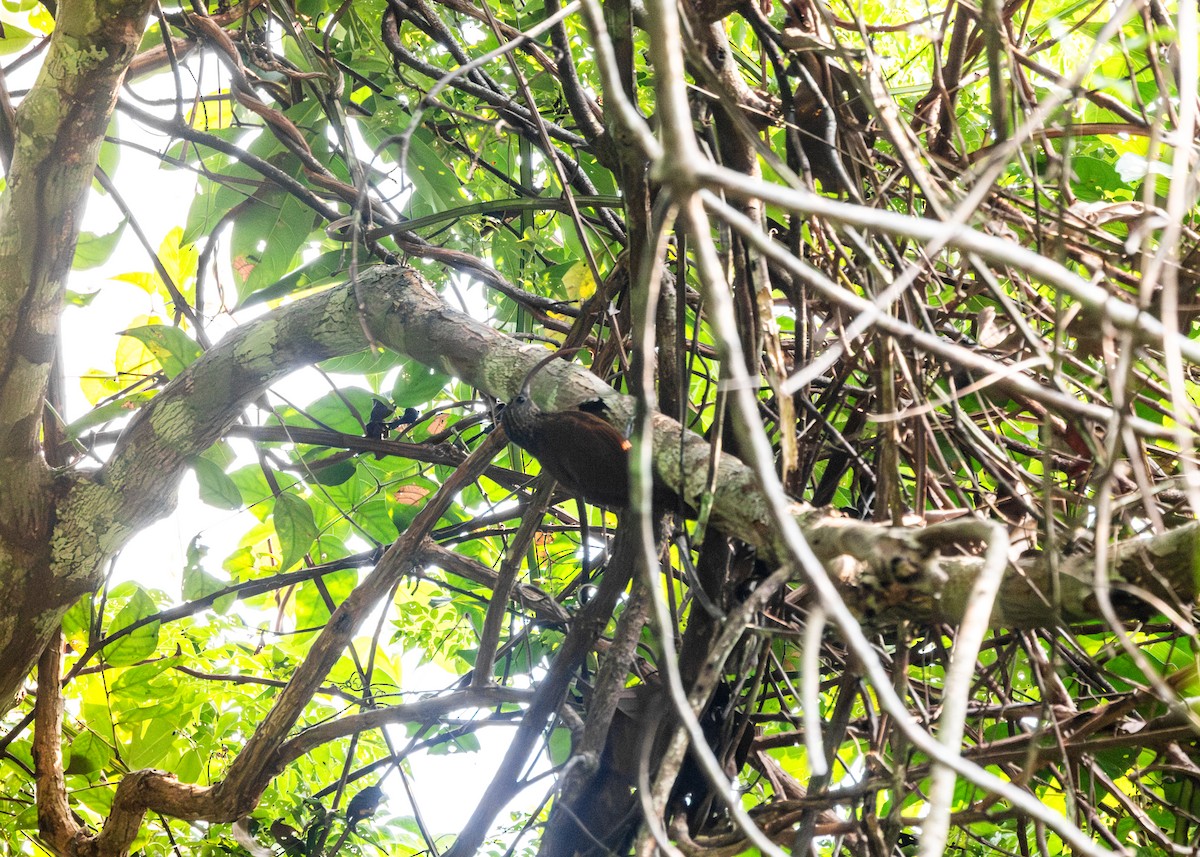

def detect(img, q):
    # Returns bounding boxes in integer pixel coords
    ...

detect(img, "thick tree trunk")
[0,0,156,711]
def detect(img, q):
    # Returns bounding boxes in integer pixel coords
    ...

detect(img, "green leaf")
[194,457,243,510]
[65,391,157,438]
[183,540,235,614]
[321,346,405,376]
[231,192,318,304]
[311,459,357,486]
[275,386,377,434]
[103,588,161,666]
[121,324,203,379]
[294,568,358,627]
[111,658,177,695]
[275,492,319,572]
[124,717,177,769]
[73,221,127,270]
[402,128,462,216]
[1069,155,1125,202]
[547,727,573,765]
[13,803,37,830]
[154,227,199,307]
[65,731,113,776]
[241,248,346,307]
[391,358,449,405]
[81,702,117,744]
[389,478,436,533]
[0,22,35,56]
[97,114,121,177]
[357,499,396,543]
[429,732,480,754]
[64,288,101,307]
[62,594,92,644]
[176,748,204,784]
[182,153,243,242]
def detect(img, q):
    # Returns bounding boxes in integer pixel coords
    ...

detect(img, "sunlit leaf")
[242,248,347,307]
[65,731,113,777]
[73,221,127,270]
[121,324,202,379]
[66,390,156,437]
[102,588,161,667]
[194,457,243,510]
[114,315,163,380]
[274,492,319,572]
[231,192,319,304]
[187,92,236,131]
[561,261,596,300]
[183,539,235,614]
[391,358,449,405]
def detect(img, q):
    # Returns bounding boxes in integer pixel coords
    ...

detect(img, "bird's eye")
[513,395,526,404]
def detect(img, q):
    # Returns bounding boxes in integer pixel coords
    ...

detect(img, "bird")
[324,784,385,856]
[345,784,384,827]
[364,400,419,440]
[501,348,633,509]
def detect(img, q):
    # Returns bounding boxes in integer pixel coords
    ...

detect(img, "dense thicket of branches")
[1,0,1199,855]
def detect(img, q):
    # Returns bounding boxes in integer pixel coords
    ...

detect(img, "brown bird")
[501,348,633,509]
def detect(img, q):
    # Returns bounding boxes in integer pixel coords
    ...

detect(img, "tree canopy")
[1,0,1199,855]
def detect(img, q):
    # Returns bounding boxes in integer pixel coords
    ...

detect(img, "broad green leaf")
[275,492,319,572]
[187,92,236,131]
[1069,155,1125,202]
[64,288,101,307]
[229,466,291,518]
[65,390,156,437]
[112,662,186,710]
[96,114,120,179]
[73,221,127,270]
[321,346,405,377]
[111,270,155,293]
[78,370,122,406]
[311,459,356,486]
[231,192,318,303]
[13,804,37,830]
[121,324,203,379]
[356,499,396,543]
[403,128,462,216]
[294,568,358,628]
[62,594,92,645]
[182,154,246,242]
[428,731,480,754]
[389,478,435,532]
[176,748,204,784]
[182,540,235,614]
[102,588,161,667]
[80,702,117,744]
[547,727,572,765]
[65,731,113,777]
[391,358,449,405]
[114,315,162,379]
[124,717,177,770]
[241,248,347,307]
[561,261,597,300]
[275,387,377,435]
[194,457,243,510]
[0,9,38,55]
[155,227,199,306]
